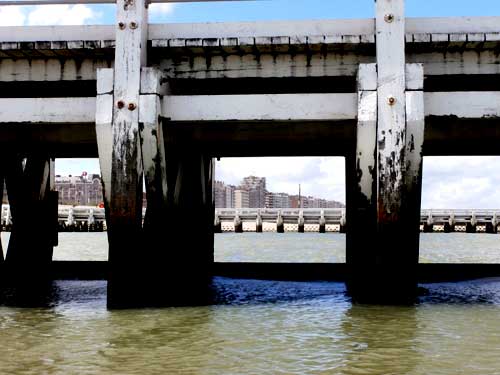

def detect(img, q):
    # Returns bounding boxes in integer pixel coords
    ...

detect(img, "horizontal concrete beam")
[0,97,95,123]
[2,17,500,43]
[163,94,358,121]
[425,92,500,118]
[167,92,500,121]
[2,92,500,124]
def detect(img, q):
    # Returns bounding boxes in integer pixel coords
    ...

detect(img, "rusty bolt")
[129,21,138,30]
[128,102,137,111]
[388,96,396,106]
[384,14,395,23]
[118,22,126,30]
[117,100,125,109]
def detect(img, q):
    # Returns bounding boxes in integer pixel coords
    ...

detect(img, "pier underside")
[2,0,500,306]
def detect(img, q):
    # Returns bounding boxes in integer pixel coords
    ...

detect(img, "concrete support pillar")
[234,212,243,233]
[4,154,57,285]
[214,211,222,233]
[104,0,148,308]
[340,209,347,233]
[347,0,425,304]
[298,210,304,233]
[319,210,326,233]
[346,63,378,297]
[276,210,284,233]
[466,223,476,233]
[402,64,425,287]
[256,210,263,233]
[140,67,168,236]
[162,149,215,303]
[485,222,495,234]
[492,214,498,234]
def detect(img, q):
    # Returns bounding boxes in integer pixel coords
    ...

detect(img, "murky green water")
[0,233,500,374]
[3,232,497,263]
[0,279,500,374]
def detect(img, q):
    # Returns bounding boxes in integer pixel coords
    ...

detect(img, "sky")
[2,0,500,208]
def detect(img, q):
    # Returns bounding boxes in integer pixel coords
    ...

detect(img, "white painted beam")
[0,92,498,124]
[0,97,95,123]
[0,25,115,43]
[407,17,500,35]
[162,93,358,121]
[425,92,500,118]
[149,19,375,40]
[2,17,500,45]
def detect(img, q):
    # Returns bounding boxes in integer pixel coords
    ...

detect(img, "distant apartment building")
[240,176,266,208]
[212,175,344,209]
[214,181,227,208]
[266,192,291,208]
[55,173,103,206]
[234,189,250,208]
[225,185,235,208]
[290,195,344,209]
[214,181,236,208]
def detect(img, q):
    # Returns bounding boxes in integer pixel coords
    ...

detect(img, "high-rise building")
[240,176,266,208]
[225,185,235,208]
[234,189,249,208]
[214,181,227,208]
[213,181,236,208]
[266,192,291,208]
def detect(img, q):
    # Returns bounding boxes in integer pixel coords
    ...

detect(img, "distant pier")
[1,205,498,234]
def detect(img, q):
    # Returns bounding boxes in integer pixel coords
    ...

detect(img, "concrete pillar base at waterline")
[2,154,57,293]
[105,153,215,308]
[106,148,214,308]
[159,150,215,305]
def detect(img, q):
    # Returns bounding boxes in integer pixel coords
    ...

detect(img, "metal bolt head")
[117,100,125,109]
[118,22,126,30]
[129,21,138,30]
[388,96,396,106]
[128,102,137,111]
[384,14,395,23]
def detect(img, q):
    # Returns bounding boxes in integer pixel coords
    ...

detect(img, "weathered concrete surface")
[2,154,57,294]
[106,0,148,308]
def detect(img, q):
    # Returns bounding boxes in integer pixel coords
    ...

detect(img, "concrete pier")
[3,154,58,289]
[2,0,500,305]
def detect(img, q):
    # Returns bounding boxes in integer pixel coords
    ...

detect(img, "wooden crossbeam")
[1,92,500,123]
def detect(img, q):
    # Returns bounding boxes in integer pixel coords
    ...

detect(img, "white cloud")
[422,156,500,209]
[27,4,100,26]
[0,6,26,26]
[216,157,346,202]
[149,3,175,16]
